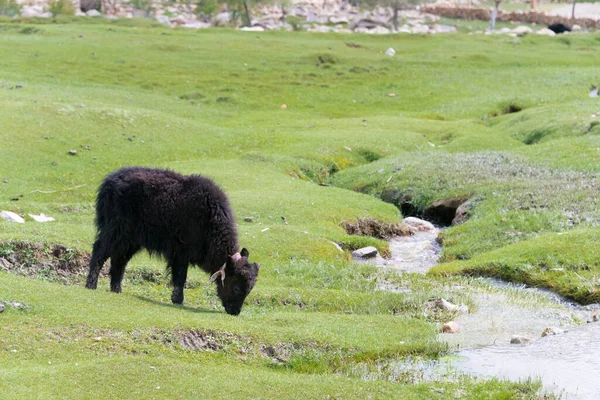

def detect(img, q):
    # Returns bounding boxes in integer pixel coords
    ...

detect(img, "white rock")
[572,24,582,31]
[183,22,211,29]
[240,26,265,32]
[369,26,390,35]
[513,26,533,34]
[21,6,51,18]
[590,87,598,98]
[536,28,556,36]
[385,47,396,56]
[86,9,101,17]
[0,211,25,224]
[352,246,378,259]
[411,24,430,34]
[28,213,55,222]
[403,217,435,233]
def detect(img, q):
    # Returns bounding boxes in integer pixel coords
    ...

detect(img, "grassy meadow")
[1,18,600,398]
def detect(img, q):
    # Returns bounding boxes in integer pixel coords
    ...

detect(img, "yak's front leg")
[170,261,189,305]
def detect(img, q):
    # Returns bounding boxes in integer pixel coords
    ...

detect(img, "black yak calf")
[85,167,260,316]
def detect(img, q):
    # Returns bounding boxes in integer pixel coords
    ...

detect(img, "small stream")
[357,223,600,399]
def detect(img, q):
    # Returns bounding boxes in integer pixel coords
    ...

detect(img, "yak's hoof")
[85,281,97,290]
[110,286,122,293]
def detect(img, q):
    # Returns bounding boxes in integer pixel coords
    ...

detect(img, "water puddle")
[361,222,600,398]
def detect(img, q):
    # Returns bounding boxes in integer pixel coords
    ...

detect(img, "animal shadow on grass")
[134,295,221,315]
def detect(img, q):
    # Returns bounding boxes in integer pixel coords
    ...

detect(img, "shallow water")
[454,322,600,399]
[366,225,600,398]
[360,230,442,273]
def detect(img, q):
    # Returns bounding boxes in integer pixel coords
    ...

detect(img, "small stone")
[385,47,395,56]
[244,217,253,222]
[0,304,5,313]
[68,150,78,155]
[352,246,378,259]
[510,335,532,344]
[0,211,25,223]
[28,213,55,223]
[76,103,85,108]
[541,327,565,337]
[280,104,287,109]
[94,337,102,341]
[440,321,459,334]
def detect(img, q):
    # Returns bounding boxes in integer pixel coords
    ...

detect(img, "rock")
[86,9,101,17]
[329,16,349,24]
[0,304,4,313]
[244,217,253,222]
[21,6,52,18]
[385,47,396,56]
[435,298,469,314]
[590,87,598,98]
[403,217,435,233]
[572,24,581,32]
[215,12,232,23]
[170,15,188,25]
[513,26,533,34]
[369,26,390,35]
[510,335,532,344]
[433,24,457,33]
[68,150,78,155]
[280,104,287,109]
[155,16,172,26]
[0,211,25,224]
[440,321,459,334]
[28,213,55,223]
[423,196,469,226]
[541,327,565,337]
[350,18,390,31]
[240,26,265,32]
[352,246,378,259]
[411,24,430,34]
[536,28,556,36]
[80,0,97,13]
[451,200,474,226]
[183,21,211,29]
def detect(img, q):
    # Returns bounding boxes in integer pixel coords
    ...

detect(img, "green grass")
[3,20,599,397]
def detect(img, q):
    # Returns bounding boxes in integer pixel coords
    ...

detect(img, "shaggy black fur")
[85,167,260,316]
[548,23,571,34]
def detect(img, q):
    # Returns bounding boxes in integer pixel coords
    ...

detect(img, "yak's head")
[210,248,260,316]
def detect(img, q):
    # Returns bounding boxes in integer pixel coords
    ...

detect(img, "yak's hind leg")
[85,238,110,290]
[169,257,189,305]
[109,246,140,293]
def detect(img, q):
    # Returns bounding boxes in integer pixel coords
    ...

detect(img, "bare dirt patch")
[0,240,101,283]
[343,217,410,239]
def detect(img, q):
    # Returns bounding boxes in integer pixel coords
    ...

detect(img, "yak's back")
[94,167,234,233]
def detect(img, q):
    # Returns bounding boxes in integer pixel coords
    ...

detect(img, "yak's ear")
[209,264,226,287]
[241,248,249,258]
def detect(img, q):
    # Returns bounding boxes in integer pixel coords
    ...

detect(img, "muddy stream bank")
[356,222,600,399]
